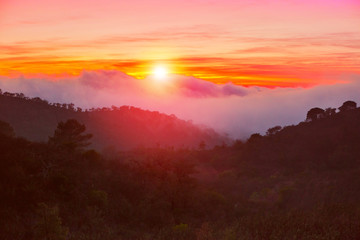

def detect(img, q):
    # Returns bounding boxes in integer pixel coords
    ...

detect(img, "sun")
[153,65,168,80]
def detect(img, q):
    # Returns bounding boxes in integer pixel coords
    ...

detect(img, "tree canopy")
[0,120,15,137]
[306,107,325,121]
[339,100,357,112]
[49,119,92,152]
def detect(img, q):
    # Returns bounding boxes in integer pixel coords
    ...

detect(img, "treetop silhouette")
[49,119,92,152]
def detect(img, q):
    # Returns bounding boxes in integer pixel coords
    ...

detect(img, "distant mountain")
[0,90,229,150]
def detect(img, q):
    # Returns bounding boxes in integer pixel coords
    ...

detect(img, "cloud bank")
[1,70,359,139]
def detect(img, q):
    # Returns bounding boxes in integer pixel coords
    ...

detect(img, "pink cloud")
[173,75,250,98]
[1,70,360,140]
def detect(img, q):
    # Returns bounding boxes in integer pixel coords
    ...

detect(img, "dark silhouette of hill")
[237,101,360,176]
[2,90,360,239]
[0,90,228,150]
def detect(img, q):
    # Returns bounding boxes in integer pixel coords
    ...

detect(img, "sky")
[1,0,359,86]
[0,0,360,137]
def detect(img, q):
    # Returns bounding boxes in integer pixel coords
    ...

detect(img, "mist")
[1,71,359,139]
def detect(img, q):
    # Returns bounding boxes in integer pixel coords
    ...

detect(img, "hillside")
[0,90,228,150]
[1,100,360,239]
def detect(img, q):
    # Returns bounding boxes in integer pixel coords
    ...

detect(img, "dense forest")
[0,90,228,151]
[1,92,360,239]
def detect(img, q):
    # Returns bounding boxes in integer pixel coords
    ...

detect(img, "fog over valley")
[1,71,359,139]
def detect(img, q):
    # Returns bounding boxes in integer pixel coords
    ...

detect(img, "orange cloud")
[0,54,356,88]
[0,30,359,87]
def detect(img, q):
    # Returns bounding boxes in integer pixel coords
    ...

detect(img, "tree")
[232,139,243,150]
[199,140,206,150]
[306,107,325,121]
[324,107,336,117]
[67,103,75,111]
[49,119,92,152]
[34,203,68,240]
[266,126,282,136]
[0,120,15,137]
[339,101,357,112]
[247,133,262,144]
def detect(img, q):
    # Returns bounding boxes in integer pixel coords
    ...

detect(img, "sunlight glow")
[153,66,168,80]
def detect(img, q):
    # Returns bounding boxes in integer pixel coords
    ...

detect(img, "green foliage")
[172,223,191,240]
[34,203,69,240]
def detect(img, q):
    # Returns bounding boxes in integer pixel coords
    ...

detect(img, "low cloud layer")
[1,70,359,139]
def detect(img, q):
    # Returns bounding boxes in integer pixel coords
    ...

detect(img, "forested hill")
[0,90,228,150]
[230,100,360,177]
[2,100,360,239]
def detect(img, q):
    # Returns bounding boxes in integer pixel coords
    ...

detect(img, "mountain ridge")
[0,90,229,150]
